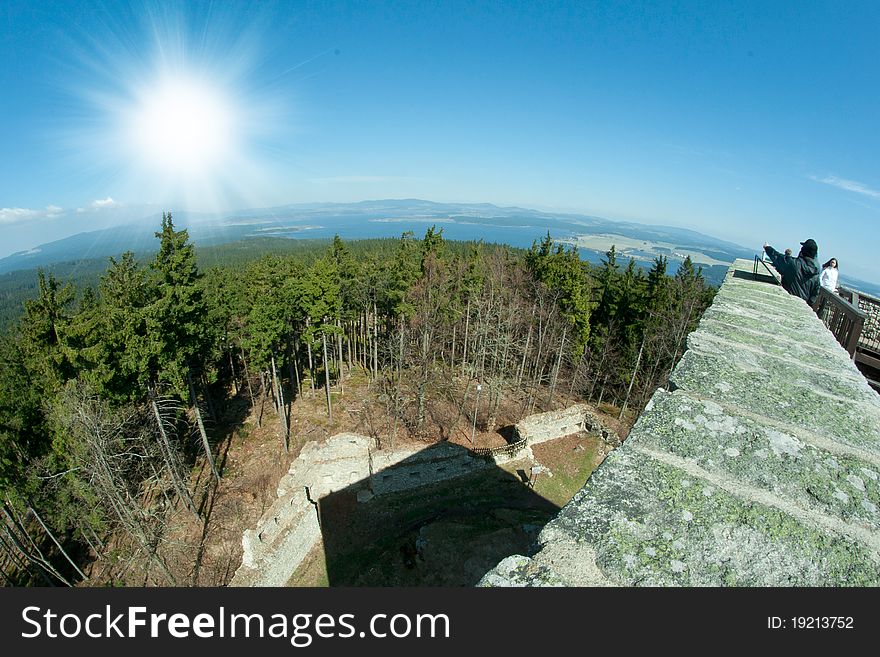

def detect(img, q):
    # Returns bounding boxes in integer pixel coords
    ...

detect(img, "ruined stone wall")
[231,433,378,587]
[368,442,490,496]
[231,434,494,586]
[515,404,615,447]
[480,259,880,587]
[231,403,617,586]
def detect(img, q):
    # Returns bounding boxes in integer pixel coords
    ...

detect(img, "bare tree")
[52,381,179,584]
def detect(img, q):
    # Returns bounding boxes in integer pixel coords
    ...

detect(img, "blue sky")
[2,1,880,282]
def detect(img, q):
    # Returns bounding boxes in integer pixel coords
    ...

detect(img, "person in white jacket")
[819,258,839,292]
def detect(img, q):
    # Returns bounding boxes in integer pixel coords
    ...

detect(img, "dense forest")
[0,213,714,586]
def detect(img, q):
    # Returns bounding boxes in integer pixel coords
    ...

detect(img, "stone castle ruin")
[231,405,612,586]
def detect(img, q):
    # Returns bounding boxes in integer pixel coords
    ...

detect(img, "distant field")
[566,233,733,267]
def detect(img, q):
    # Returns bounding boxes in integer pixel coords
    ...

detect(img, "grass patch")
[531,433,603,507]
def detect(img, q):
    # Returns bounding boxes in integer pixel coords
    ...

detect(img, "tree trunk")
[0,528,49,585]
[416,327,430,427]
[307,341,315,396]
[547,327,566,407]
[597,373,609,408]
[517,302,536,387]
[372,301,379,378]
[569,349,587,396]
[620,336,646,420]
[150,394,199,519]
[336,318,345,394]
[322,330,333,421]
[2,502,70,586]
[28,504,87,582]
[292,343,302,399]
[187,370,220,483]
[240,347,257,422]
[271,353,289,452]
[461,298,471,375]
[286,337,298,400]
[346,320,353,370]
[200,373,217,422]
[228,349,238,395]
[360,312,367,373]
[450,323,457,371]
[79,526,100,557]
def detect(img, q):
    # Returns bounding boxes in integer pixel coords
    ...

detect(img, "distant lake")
[253,217,706,278]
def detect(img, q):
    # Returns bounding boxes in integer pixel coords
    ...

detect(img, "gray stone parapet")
[480,259,880,586]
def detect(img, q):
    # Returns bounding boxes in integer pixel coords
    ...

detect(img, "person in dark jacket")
[763,238,821,305]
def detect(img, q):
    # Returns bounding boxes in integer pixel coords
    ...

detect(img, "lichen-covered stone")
[670,350,880,451]
[632,390,880,532]
[477,555,566,587]
[533,443,879,586]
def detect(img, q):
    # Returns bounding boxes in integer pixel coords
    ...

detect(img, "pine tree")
[292,258,341,419]
[75,252,152,403]
[0,337,43,496]
[526,233,592,355]
[19,270,76,396]
[147,213,209,393]
[147,212,218,481]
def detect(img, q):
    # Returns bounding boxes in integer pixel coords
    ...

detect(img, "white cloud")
[0,205,64,225]
[0,208,40,224]
[91,196,119,209]
[810,175,880,200]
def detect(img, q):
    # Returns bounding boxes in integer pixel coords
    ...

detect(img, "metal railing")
[813,287,866,357]
[471,438,527,459]
[753,255,782,284]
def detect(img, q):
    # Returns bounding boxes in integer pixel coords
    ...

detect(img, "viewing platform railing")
[836,287,880,377]
[813,287,866,357]
[838,287,880,353]
[471,438,527,459]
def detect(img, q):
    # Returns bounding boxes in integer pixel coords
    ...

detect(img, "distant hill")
[0,259,109,333]
[837,273,880,298]
[0,200,755,285]
[3,200,877,333]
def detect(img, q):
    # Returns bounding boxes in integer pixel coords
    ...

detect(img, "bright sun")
[127,74,237,177]
[73,8,290,209]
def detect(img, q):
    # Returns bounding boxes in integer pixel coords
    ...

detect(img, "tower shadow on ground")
[316,442,560,586]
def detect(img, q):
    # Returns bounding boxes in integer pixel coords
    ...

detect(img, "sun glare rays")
[61,3,296,214]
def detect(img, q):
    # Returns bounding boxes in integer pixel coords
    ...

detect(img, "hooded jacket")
[764,245,820,305]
